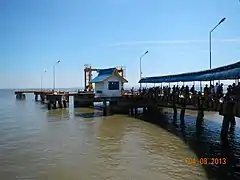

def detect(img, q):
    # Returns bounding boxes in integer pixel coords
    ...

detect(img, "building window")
[108,81,119,90]
[96,90,102,94]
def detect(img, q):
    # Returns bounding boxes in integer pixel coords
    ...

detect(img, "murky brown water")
[0,91,208,180]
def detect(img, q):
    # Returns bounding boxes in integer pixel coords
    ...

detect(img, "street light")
[140,50,148,89]
[41,69,47,91]
[209,17,226,85]
[53,60,60,91]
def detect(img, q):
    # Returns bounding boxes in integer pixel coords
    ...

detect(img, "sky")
[0,0,240,89]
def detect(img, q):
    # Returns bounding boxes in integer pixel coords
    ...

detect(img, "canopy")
[139,61,240,83]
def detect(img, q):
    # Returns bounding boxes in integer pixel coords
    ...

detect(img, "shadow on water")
[74,107,114,119]
[46,109,70,122]
[74,112,104,118]
[45,106,110,122]
[136,109,240,180]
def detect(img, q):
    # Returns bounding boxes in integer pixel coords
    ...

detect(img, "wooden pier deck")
[14,89,94,95]
[15,90,67,95]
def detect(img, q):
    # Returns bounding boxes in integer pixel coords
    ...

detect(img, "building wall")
[94,75,125,97]
[94,82,104,96]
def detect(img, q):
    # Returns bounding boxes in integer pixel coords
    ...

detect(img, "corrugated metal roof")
[139,61,240,83]
[91,68,116,83]
[90,67,128,83]
[197,67,240,81]
[91,74,110,83]
[98,68,116,75]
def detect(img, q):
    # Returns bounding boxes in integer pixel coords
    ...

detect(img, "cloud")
[219,38,240,43]
[109,38,240,47]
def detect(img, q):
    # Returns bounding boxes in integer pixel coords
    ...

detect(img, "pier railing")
[121,91,240,117]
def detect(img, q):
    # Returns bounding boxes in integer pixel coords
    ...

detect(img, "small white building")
[90,68,128,97]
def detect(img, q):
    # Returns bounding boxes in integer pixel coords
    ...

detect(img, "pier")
[14,62,240,143]
[14,89,96,110]
[138,61,240,142]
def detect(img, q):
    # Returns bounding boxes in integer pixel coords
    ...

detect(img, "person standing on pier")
[204,85,209,108]
[217,83,224,98]
[190,85,195,94]
[221,85,236,141]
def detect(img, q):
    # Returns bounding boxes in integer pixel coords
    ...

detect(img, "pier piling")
[143,107,147,114]
[52,101,57,109]
[197,94,204,121]
[63,100,67,108]
[130,108,134,116]
[34,93,38,102]
[221,115,231,141]
[40,93,45,102]
[180,99,186,126]
[45,94,69,110]
[58,100,63,108]
[172,94,177,120]
[16,92,26,100]
[103,100,107,116]
[134,107,138,116]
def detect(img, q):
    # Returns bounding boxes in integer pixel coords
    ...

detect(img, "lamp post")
[53,60,60,91]
[209,17,226,85]
[140,51,148,89]
[41,69,47,91]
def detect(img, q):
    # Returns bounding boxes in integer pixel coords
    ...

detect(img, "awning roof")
[139,61,240,83]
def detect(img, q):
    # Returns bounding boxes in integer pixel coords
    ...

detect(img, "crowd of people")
[128,81,240,105]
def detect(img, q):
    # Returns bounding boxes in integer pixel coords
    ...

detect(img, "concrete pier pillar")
[230,116,236,126]
[180,108,185,125]
[197,95,204,121]
[62,100,67,108]
[134,108,138,116]
[63,94,68,102]
[143,107,147,114]
[172,106,177,125]
[180,99,186,125]
[108,101,114,114]
[47,102,52,110]
[173,107,177,118]
[197,109,204,120]
[58,100,63,108]
[173,104,177,120]
[130,108,134,116]
[103,100,107,116]
[221,115,231,141]
[172,93,177,120]
[35,94,38,102]
[147,106,154,116]
[16,93,25,100]
[52,101,57,109]
[40,94,45,102]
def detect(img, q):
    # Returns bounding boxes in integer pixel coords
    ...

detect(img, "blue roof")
[91,74,110,83]
[90,68,128,83]
[139,61,240,83]
[97,68,116,75]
